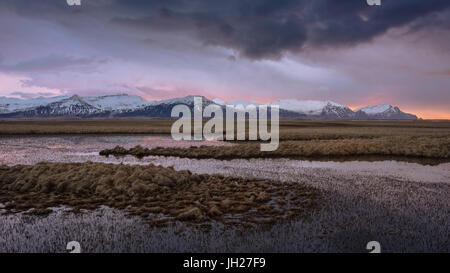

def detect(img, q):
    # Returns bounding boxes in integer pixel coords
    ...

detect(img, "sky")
[0,0,449,119]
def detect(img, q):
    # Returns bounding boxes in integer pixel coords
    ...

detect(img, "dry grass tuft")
[0,162,319,227]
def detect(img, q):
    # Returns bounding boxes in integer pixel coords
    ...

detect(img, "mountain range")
[0,94,418,120]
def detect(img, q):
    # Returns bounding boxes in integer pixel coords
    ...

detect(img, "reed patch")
[100,136,450,160]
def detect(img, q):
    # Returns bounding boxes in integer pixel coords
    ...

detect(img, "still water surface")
[0,135,448,183]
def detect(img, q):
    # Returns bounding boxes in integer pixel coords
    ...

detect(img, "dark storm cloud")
[2,0,450,59]
[109,0,450,58]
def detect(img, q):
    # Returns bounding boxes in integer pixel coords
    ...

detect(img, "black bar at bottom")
[0,253,446,272]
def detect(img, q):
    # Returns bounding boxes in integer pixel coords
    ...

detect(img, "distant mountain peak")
[83,93,151,111]
[268,99,345,115]
[355,103,417,120]
[155,95,212,106]
[356,104,393,114]
[68,94,83,101]
[212,99,260,107]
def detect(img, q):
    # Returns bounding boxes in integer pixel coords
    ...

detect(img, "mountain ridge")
[0,94,419,120]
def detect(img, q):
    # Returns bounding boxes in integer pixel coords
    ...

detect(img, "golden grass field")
[1,120,449,138]
[0,120,173,135]
[2,119,449,160]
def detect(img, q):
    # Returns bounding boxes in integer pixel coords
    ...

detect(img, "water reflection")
[0,135,232,166]
[0,135,448,184]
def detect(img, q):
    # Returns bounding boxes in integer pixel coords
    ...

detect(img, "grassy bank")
[100,136,450,160]
[0,120,173,135]
[1,120,449,140]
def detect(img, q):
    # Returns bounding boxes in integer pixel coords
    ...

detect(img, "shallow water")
[0,135,448,184]
[0,135,231,166]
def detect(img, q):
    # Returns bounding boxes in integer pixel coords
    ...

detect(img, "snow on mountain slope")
[0,96,69,113]
[83,94,152,111]
[0,94,419,120]
[356,104,392,115]
[212,98,260,106]
[154,95,198,105]
[154,95,213,106]
[44,95,100,115]
[0,94,152,114]
[212,98,226,105]
[355,104,418,120]
[268,100,345,115]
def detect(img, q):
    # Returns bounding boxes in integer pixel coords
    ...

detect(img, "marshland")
[0,120,449,252]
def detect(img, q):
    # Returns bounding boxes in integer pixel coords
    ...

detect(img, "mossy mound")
[0,162,319,227]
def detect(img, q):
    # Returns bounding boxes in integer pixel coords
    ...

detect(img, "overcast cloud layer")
[0,0,449,118]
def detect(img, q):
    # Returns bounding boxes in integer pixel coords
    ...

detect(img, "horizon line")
[1,92,449,119]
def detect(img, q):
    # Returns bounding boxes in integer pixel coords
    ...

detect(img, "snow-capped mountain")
[356,104,418,120]
[4,95,102,118]
[213,99,260,107]
[42,95,101,116]
[154,95,213,106]
[0,94,418,120]
[0,94,156,118]
[268,100,349,115]
[265,100,417,120]
[83,94,151,111]
[320,102,357,119]
[356,104,392,114]
[0,96,69,113]
[116,95,216,118]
